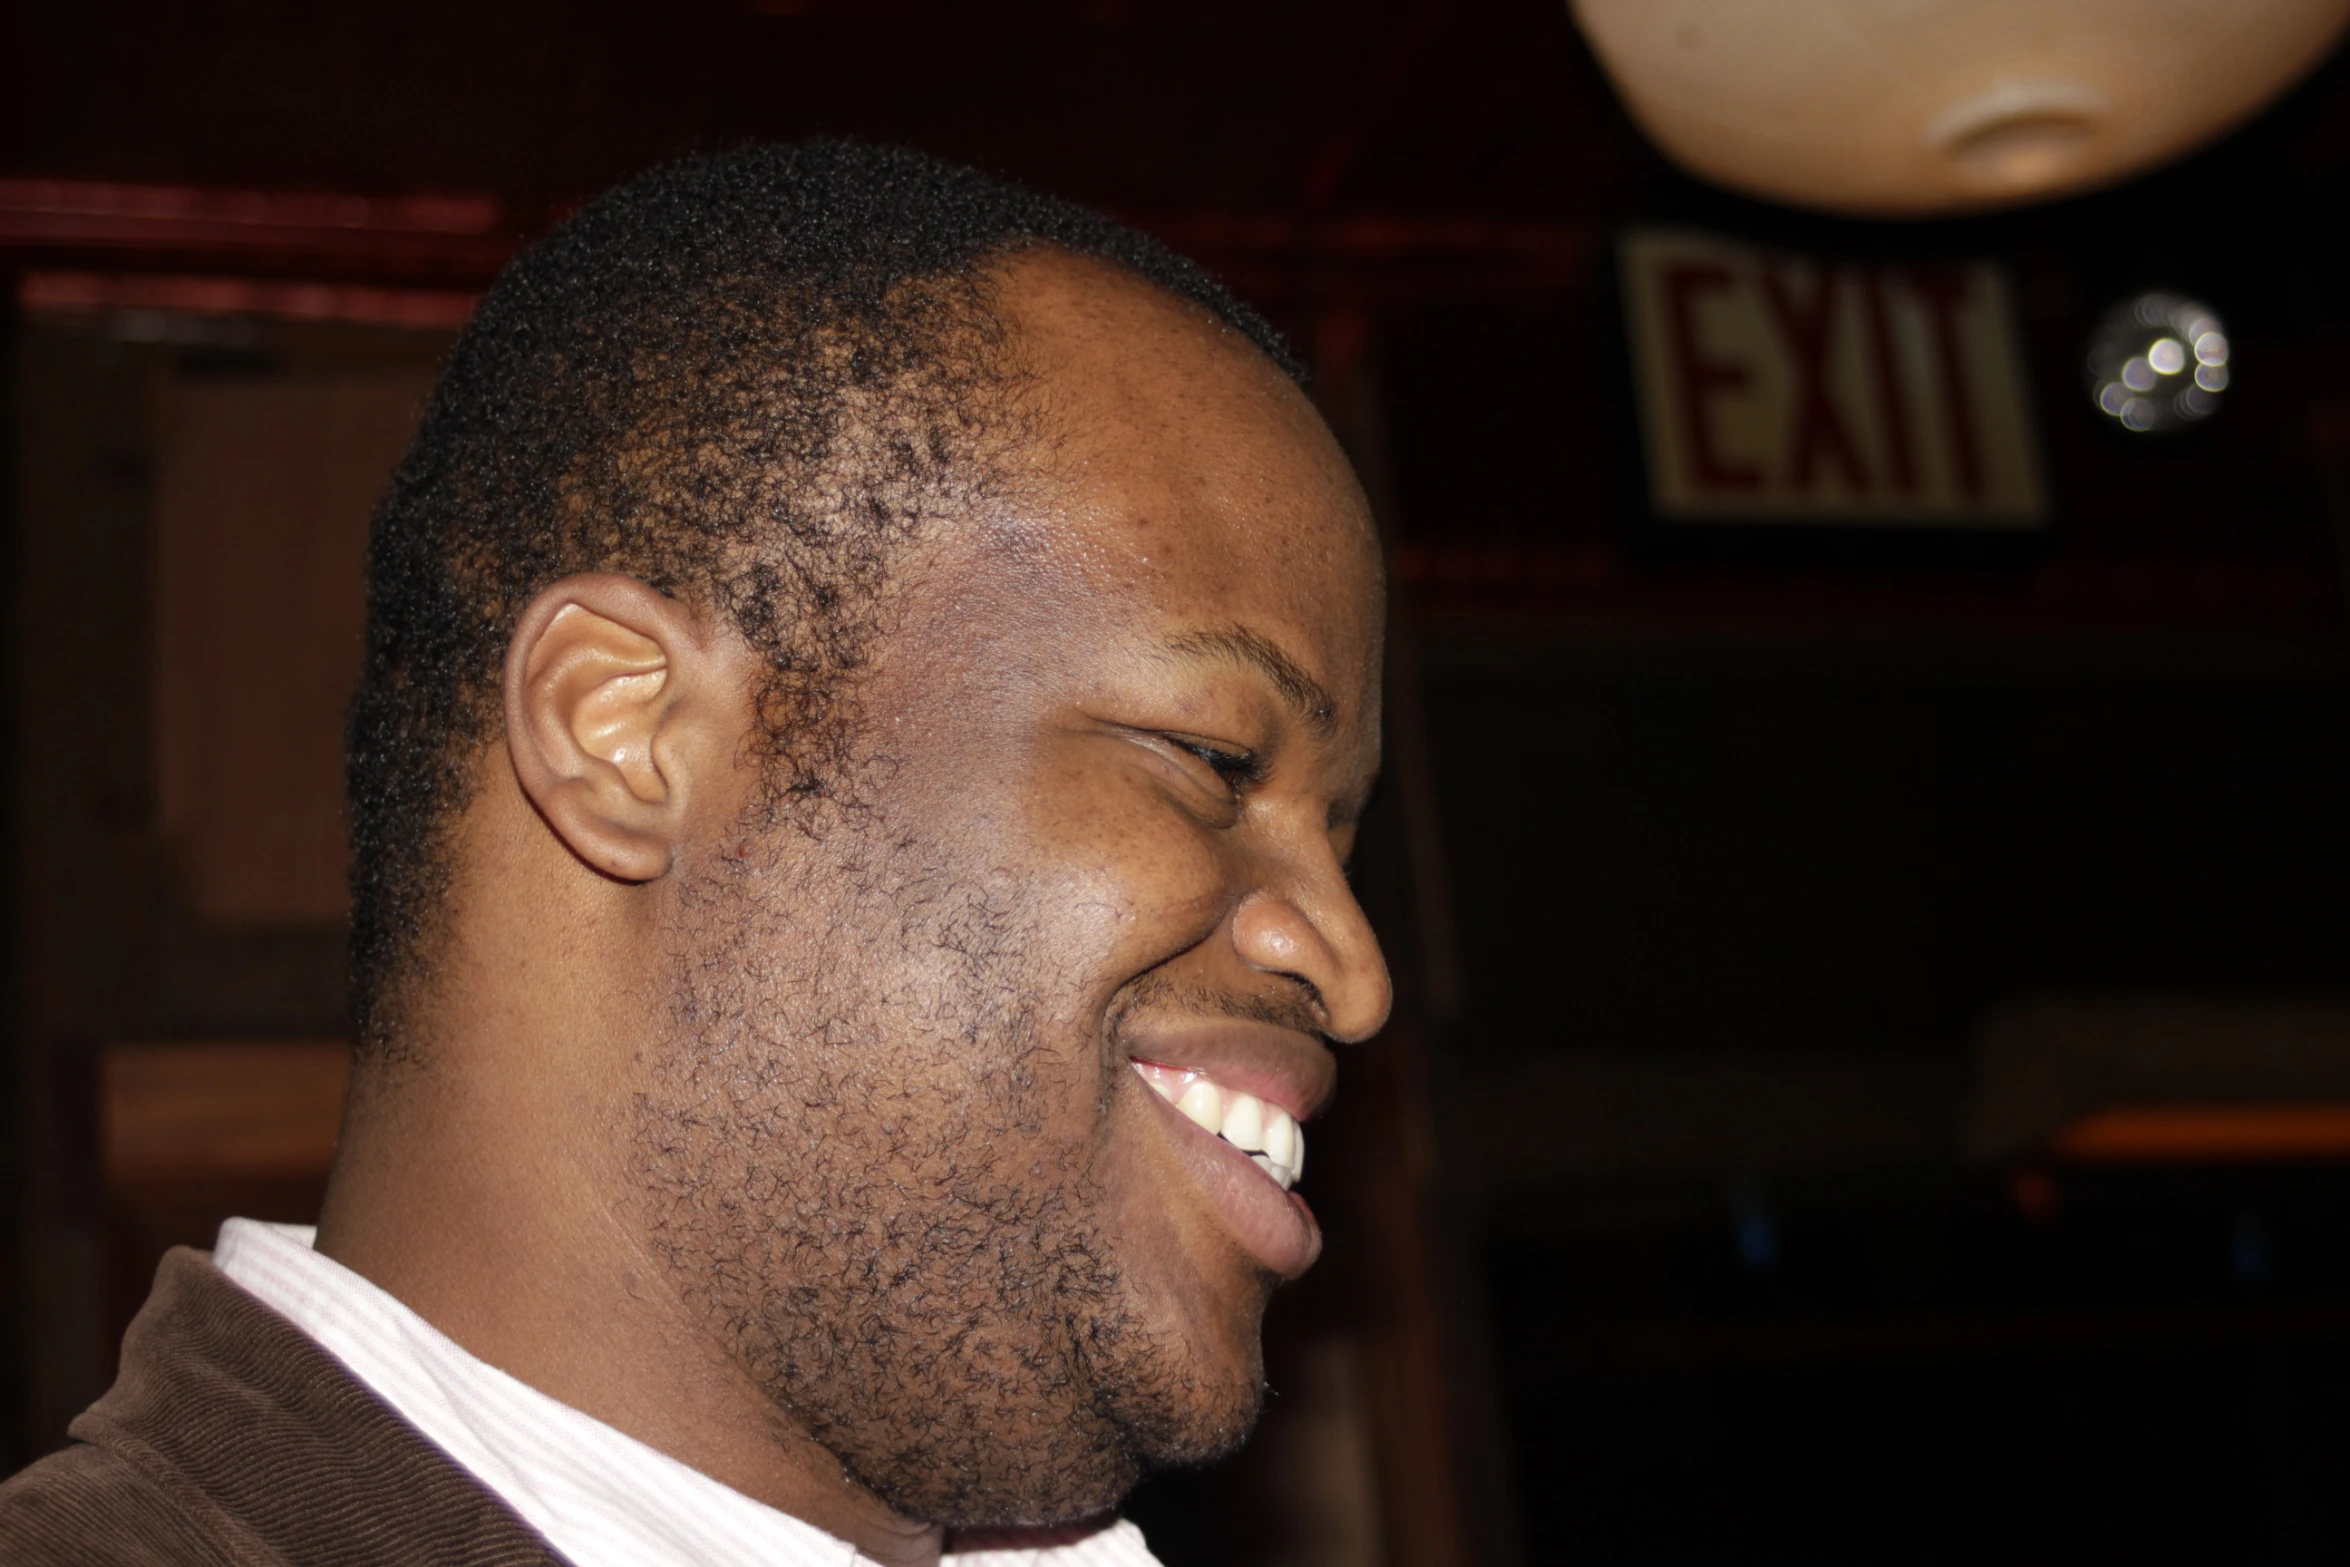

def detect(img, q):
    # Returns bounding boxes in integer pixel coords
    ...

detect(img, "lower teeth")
[1243,1148,1294,1190]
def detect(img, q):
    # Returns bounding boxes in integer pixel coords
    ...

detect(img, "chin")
[1110,1290,1272,1472]
[912,1377,1259,1532]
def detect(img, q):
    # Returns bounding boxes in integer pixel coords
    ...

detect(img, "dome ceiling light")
[1569,0,2350,216]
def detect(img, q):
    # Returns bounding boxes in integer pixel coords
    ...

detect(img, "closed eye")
[1172,737,1265,793]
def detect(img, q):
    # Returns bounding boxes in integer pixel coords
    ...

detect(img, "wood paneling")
[101,1039,349,1184]
[153,373,431,923]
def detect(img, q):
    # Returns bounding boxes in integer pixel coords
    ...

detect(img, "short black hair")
[347,140,1298,1056]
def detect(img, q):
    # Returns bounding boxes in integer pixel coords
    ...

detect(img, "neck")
[316,1021,946,1567]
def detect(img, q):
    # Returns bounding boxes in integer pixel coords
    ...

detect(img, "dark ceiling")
[7,1,2350,625]
[0,0,1651,220]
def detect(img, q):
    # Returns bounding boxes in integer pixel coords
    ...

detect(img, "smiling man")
[0,143,1392,1566]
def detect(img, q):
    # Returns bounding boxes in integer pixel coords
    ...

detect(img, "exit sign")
[1619,229,2047,527]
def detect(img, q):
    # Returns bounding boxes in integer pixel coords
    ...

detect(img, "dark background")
[8,4,2350,1564]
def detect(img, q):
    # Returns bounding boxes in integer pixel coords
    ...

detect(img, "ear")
[502,573,739,883]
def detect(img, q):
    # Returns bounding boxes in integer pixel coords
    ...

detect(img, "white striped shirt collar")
[213,1219,1164,1567]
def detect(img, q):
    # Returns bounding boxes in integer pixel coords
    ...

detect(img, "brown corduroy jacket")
[0,1248,566,1565]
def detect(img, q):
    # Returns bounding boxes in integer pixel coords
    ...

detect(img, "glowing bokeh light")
[2088,292,2228,434]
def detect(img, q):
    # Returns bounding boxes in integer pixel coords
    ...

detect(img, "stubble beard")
[628,816,1262,1527]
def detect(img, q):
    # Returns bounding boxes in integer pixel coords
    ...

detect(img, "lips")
[1121,1022,1333,1278]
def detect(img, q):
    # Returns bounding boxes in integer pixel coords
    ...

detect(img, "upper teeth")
[1136,1064,1304,1190]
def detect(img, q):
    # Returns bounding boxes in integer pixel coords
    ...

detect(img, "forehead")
[957,249,1385,722]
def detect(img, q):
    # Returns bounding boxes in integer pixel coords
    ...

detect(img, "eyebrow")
[1161,625,1339,740]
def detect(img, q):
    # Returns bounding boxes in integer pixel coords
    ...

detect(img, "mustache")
[1105,971,1331,1047]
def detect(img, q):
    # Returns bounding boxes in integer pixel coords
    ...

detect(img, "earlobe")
[503,573,715,883]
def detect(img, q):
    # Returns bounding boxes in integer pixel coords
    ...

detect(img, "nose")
[1229,859,1393,1044]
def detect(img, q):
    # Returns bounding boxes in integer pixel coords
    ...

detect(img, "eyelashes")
[1173,737,1266,794]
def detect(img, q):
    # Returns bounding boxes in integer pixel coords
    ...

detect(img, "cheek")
[1015,777,1232,1014]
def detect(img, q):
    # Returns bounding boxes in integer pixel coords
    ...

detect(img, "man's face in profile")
[631,250,1392,1527]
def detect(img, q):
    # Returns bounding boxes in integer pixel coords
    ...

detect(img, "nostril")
[1231,887,1390,1040]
